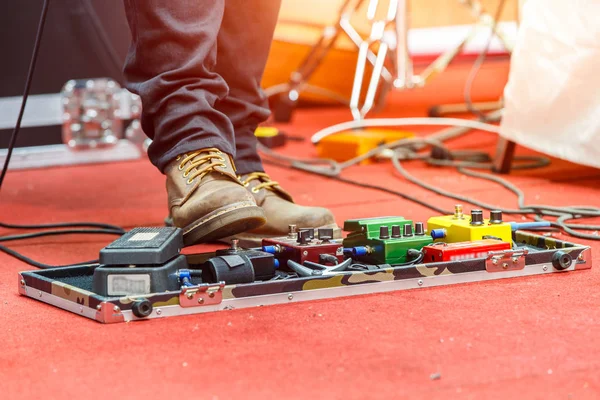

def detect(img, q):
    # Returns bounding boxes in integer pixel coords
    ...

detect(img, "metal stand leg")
[427,101,504,117]
[425,0,514,118]
[271,0,394,122]
[348,0,400,121]
[492,137,516,174]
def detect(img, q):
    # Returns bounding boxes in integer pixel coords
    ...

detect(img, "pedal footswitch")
[99,227,183,265]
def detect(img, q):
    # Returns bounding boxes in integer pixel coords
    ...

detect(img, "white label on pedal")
[129,232,159,241]
[107,274,151,295]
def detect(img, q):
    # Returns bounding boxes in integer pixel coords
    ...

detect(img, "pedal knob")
[379,226,390,239]
[318,228,334,242]
[403,224,413,237]
[391,225,401,238]
[490,210,503,224]
[297,229,312,244]
[470,209,484,225]
[414,222,425,236]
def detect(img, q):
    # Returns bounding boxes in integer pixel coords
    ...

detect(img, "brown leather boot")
[166,148,266,246]
[221,172,338,247]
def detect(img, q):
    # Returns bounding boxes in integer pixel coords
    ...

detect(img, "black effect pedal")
[93,227,188,297]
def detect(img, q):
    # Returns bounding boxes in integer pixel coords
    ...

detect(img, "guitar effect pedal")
[422,239,511,263]
[427,206,513,245]
[342,217,432,264]
[262,226,345,266]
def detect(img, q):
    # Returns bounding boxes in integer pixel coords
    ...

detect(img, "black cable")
[333,175,451,215]
[257,141,452,214]
[260,154,451,215]
[0,0,50,190]
[456,167,600,240]
[463,0,508,120]
[0,229,124,243]
[0,221,125,231]
[260,131,600,241]
[392,147,600,241]
[0,0,127,269]
[0,244,98,269]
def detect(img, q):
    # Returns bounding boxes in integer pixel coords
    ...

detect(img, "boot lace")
[176,149,226,185]
[239,172,279,193]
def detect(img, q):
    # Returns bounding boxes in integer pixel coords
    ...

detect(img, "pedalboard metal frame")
[17,231,592,324]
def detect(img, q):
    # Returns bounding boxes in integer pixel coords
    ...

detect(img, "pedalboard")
[17,206,593,323]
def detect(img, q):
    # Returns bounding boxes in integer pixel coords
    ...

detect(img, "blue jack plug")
[263,245,277,254]
[178,269,194,287]
[352,246,368,256]
[430,229,447,240]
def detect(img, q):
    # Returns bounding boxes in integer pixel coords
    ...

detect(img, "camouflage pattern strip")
[511,232,590,270]
[225,260,486,299]
[522,246,588,269]
[21,271,52,294]
[514,231,576,249]
[20,269,106,309]
[51,281,95,307]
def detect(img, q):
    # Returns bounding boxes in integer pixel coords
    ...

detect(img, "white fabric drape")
[500,0,600,168]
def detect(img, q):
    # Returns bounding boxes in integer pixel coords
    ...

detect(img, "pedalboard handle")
[485,249,528,272]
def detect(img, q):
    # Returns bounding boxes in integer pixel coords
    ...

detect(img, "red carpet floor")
[2,58,600,399]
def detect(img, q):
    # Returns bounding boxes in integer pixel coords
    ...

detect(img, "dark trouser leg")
[214,0,282,175]
[122,0,235,172]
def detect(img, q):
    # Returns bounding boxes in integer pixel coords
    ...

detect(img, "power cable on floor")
[0,0,125,269]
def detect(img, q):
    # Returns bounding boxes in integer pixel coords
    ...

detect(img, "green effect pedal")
[343,217,413,239]
[343,217,432,264]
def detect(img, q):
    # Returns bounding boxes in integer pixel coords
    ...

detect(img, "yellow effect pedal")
[427,205,513,245]
[316,128,414,164]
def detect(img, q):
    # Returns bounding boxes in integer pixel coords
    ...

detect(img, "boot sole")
[182,201,266,246]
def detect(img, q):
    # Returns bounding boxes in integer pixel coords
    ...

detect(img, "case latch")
[179,282,225,307]
[485,249,528,272]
